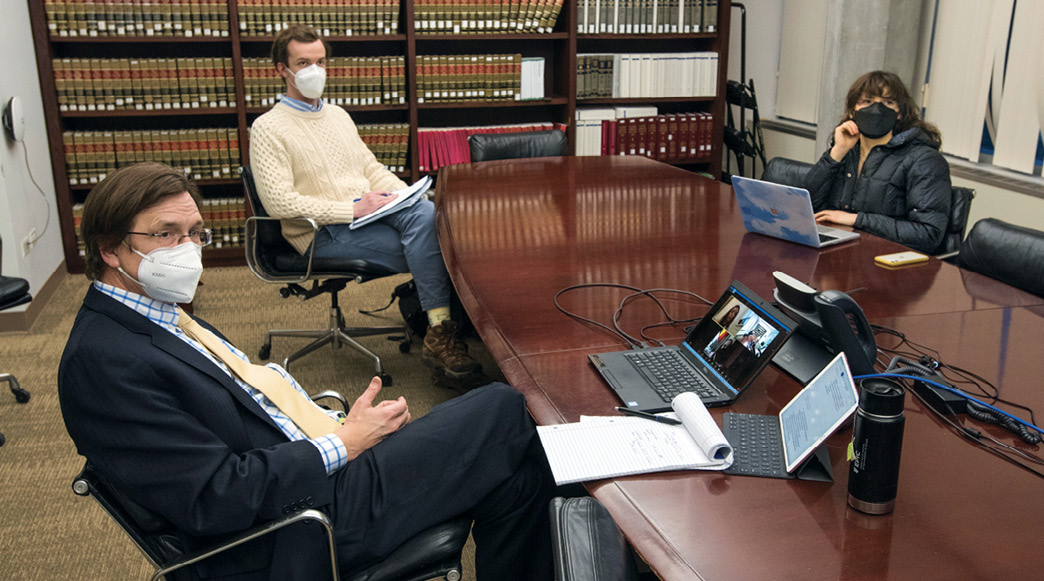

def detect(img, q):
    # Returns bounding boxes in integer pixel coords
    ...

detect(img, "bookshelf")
[29,1,730,274]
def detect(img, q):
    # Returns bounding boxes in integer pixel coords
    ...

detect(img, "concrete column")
[815,0,927,155]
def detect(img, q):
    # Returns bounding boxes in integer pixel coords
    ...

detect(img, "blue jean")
[311,198,451,311]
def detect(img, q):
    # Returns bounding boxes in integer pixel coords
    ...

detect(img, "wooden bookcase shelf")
[30,0,730,274]
[61,108,240,118]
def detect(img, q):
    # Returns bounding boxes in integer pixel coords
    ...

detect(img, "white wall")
[726,0,784,121]
[1,0,63,304]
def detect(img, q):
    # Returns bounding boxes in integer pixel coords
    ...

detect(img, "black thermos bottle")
[848,378,905,515]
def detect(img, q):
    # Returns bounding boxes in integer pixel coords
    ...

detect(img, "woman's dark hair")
[720,305,740,327]
[841,70,942,146]
[81,162,201,281]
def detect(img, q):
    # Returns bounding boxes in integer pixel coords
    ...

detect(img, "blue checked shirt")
[94,281,348,474]
[279,94,323,112]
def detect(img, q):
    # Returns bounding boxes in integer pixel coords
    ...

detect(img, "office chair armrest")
[245,215,320,284]
[150,509,340,581]
[311,390,349,412]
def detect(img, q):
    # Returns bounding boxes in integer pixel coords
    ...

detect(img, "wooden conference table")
[434,156,1044,580]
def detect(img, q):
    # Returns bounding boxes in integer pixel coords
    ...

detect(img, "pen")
[614,406,682,425]
[353,193,394,203]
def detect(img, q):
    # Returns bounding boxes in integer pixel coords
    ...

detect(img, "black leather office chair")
[550,497,644,581]
[468,129,568,162]
[239,166,410,382]
[72,391,471,581]
[0,235,33,448]
[958,218,1044,297]
[760,156,813,189]
[760,157,974,258]
[936,186,975,259]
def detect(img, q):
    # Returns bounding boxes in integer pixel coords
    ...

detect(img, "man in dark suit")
[58,162,554,580]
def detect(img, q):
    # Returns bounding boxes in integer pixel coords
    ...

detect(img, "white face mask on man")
[287,63,326,99]
[119,241,204,304]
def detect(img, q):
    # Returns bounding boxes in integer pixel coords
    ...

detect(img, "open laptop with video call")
[589,281,796,413]
[731,175,860,248]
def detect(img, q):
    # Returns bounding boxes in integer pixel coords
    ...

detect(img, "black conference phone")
[770,271,877,383]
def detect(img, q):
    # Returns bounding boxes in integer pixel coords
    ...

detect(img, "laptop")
[722,351,859,481]
[589,281,796,413]
[731,175,860,248]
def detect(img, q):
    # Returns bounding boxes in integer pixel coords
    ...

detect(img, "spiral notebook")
[536,392,734,485]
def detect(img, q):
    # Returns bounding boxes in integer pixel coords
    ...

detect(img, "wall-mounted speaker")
[3,97,25,142]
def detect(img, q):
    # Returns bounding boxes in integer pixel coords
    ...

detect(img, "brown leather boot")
[422,321,483,380]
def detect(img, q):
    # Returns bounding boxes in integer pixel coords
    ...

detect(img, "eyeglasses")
[126,228,213,248]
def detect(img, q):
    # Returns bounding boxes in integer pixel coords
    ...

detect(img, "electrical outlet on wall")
[21,228,37,256]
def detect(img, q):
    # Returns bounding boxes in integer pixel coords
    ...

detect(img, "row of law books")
[200,196,248,249]
[417,54,543,103]
[577,52,718,99]
[237,0,401,36]
[242,56,406,108]
[414,0,564,34]
[605,113,714,160]
[418,122,568,172]
[45,0,230,38]
[356,123,410,174]
[579,0,718,34]
[54,58,234,112]
[63,128,240,186]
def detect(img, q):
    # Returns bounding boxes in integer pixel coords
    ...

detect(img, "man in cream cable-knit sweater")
[250,25,481,385]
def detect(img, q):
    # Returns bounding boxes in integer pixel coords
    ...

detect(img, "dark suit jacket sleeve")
[58,293,337,538]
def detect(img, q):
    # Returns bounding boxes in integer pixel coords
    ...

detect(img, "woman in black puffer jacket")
[805,71,952,255]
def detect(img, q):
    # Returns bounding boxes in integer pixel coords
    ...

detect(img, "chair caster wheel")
[0,432,5,447]
[378,372,393,387]
[398,341,411,353]
[258,344,271,360]
[13,388,30,404]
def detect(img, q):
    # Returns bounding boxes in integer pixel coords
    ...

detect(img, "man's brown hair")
[270,24,330,76]
[81,162,201,281]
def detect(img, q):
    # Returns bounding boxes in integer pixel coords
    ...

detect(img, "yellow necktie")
[176,307,341,438]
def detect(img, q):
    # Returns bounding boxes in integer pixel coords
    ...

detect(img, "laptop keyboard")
[723,413,789,479]
[624,350,721,402]
[818,232,837,243]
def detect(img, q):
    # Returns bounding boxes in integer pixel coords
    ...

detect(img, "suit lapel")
[84,288,285,433]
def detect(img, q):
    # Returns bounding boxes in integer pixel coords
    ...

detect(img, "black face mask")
[851,102,899,139]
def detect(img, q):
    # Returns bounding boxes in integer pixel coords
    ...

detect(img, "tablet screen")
[780,352,859,472]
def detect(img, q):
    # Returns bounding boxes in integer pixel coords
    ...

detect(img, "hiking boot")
[422,321,483,380]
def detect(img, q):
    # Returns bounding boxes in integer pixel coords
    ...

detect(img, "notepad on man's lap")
[536,392,734,485]
[349,176,432,230]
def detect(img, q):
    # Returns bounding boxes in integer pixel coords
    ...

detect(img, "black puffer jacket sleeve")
[855,145,951,254]
[805,150,844,210]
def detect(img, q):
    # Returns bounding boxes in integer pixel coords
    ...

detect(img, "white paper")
[349,176,432,230]
[537,393,734,485]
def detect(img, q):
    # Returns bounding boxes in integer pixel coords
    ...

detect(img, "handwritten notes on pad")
[537,392,734,485]
[349,176,432,230]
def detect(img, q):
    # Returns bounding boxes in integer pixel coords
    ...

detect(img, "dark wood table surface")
[435,155,1044,580]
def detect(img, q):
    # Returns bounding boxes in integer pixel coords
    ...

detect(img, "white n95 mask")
[288,64,326,99]
[119,242,204,304]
